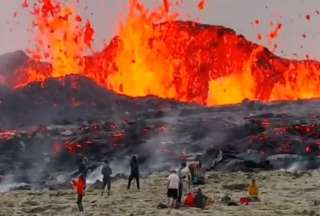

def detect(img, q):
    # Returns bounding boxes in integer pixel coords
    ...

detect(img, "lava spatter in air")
[17,0,94,88]
[198,0,206,10]
[15,0,320,106]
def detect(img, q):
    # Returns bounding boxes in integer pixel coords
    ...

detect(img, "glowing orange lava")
[17,0,94,87]
[16,0,320,106]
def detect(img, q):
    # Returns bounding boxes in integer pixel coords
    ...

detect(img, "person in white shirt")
[167,169,180,208]
[178,162,191,203]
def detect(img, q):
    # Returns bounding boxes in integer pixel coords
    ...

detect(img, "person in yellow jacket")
[247,179,260,202]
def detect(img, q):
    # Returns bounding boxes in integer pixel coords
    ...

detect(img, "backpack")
[192,176,205,185]
[184,193,196,207]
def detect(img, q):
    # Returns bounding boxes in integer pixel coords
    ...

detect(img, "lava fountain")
[15,0,320,106]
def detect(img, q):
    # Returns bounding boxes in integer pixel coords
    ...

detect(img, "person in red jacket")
[72,175,86,213]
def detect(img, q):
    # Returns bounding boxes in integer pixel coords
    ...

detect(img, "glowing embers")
[247,119,320,155]
[0,130,17,141]
[51,120,166,155]
[287,124,320,138]
[304,141,320,155]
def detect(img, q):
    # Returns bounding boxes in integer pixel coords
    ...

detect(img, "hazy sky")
[1,0,320,60]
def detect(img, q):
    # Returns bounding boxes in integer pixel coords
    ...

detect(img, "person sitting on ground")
[127,155,140,190]
[247,178,260,201]
[178,162,191,204]
[184,188,213,208]
[71,175,86,214]
[167,169,180,208]
[194,188,209,209]
[101,159,112,196]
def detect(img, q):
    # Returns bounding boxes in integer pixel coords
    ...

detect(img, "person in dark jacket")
[101,159,112,196]
[194,188,208,209]
[127,155,140,190]
[78,157,88,179]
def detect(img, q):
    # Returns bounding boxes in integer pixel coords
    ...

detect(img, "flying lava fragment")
[198,0,206,10]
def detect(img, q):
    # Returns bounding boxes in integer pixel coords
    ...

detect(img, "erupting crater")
[7,0,320,106]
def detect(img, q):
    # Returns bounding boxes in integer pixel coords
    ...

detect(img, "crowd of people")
[71,155,141,214]
[165,158,214,209]
[71,155,261,214]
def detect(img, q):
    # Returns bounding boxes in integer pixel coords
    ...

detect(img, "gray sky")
[1,0,320,60]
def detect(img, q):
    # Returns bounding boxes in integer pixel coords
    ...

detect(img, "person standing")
[78,157,88,180]
[167,169,180,208]
[127,155,140,190]
[72,175,86,214]
[101,159,112,196]
[178,162,191,203]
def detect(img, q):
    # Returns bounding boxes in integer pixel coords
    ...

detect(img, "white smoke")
[0,174,29,193]
[86,165,103,185]
[0,182,29,193]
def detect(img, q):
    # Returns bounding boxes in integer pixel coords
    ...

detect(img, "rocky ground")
[1,170,320,216]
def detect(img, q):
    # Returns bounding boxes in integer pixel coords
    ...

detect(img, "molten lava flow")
[15,0,320,106]
[270,61,320,100]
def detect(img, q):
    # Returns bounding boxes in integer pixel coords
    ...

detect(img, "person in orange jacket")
[72,175,86,213]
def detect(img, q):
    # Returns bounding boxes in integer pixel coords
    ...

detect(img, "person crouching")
[167,169,180,208]
[72,175,86,214]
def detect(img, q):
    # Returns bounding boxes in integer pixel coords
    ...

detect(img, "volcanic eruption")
[2,0,320,106]
[2,0,320,196]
